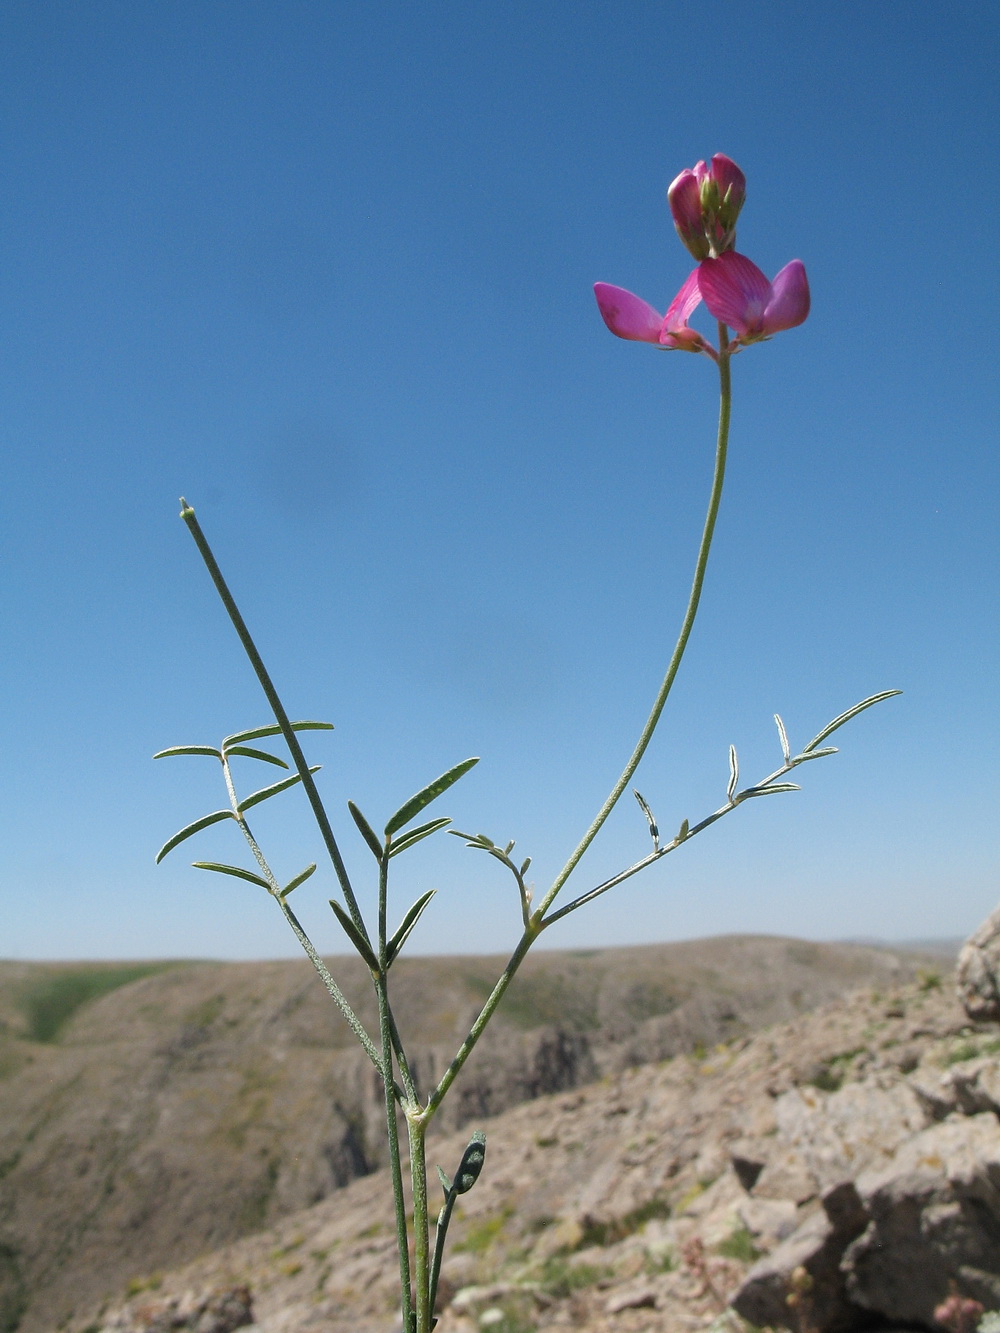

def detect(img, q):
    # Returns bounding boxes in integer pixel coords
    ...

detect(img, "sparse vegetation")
[716,1225,761,1263]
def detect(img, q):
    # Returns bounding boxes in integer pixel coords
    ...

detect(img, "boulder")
[956,904,1000,1022]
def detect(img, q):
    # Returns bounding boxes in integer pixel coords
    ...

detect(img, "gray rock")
[942,1057,1000,1116]
[956,904,1000,1022]
[844,1112,1000,1321]
[730,1182,869,1332]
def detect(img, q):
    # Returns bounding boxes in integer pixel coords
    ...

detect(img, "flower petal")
[762,260,810,334]
[594,283,665,343]
[697,252,772,335]
[661,267,702,332]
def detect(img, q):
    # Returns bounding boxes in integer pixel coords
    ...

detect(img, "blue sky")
[2,1,998,961]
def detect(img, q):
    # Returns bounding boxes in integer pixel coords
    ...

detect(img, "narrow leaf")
[727,745,739,802]
[329,899,378,972]
[633,789,659,843]
[386,889,437,965]
[519,857,531,877]
[238,767,320,814]
[774,714,790,764]
[281,863,317,897]
[803,689,902,752]
[222,721,334,748]
[437,1165,452,1195]
[192,861,271,889]
[677,818,690,842]
[741,782,801,798]
[348,801,384,861]
[156,809,234,863]
[387,817,451,858]
[791,746,839,763]
[384,757,479,836]
[224,746,289,768]
[153,745,221,760]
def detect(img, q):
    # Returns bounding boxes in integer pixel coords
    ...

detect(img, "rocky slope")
[65,966,999,1333]
[0,937,937,1333]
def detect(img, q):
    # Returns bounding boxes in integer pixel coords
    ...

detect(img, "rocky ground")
[0,937,937,1333]
[63,964,1000,1333]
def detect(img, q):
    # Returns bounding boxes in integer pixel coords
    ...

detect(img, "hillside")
[0,937,943,1333]
[63,965,1000,1333]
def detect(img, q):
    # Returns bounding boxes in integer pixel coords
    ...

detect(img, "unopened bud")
[453,1131,486,1194]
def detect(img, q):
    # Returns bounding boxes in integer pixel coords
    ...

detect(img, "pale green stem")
[220,756,381,1070]
[537,328,732,919]
[375,853,413,1331]
[408,1116,431,1333]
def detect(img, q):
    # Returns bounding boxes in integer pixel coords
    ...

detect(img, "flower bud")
[668,154,746,259]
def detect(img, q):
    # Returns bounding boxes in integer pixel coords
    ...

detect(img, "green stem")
[428,1189,456,1324]
[180,501,370,942]
[408,1117,430,1333]
[373,854,413,1331]
[421,921,539,1123]
[220,756,382,1070]
[537,328,732,918]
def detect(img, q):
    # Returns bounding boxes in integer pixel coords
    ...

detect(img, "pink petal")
[762,260,810,334]
[661,267,702,332]
[594,282,665,343]
[697,252,772,335]
[709,154,746,207]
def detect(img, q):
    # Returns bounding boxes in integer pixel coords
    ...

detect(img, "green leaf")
[238,767,320,814]
[224,746,289,768]
[802,689,902,752]
[437,1165,452,1195]
[192,861,271,890]
[727,745,739,802]
[774,714,790,764]
[387,818,452,858]
[677,818,690,842]
[156,809,234,863]
[281,863,317,897]
[741,782,801,798]
[633,789,659,842]
[519,857,531,877]
[386,890,437,965]
[348,801,384,861]
[384,758,479,837]
[791,746,839,763]
[222,721,334,748]
[152,745,221,760]
[329,899,378,972]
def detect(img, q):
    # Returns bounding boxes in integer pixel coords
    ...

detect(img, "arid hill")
[0,937,944,1333]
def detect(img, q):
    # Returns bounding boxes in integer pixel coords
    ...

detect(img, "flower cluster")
[594,153,809,360]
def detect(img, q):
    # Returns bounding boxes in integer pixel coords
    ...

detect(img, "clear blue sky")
[2,2,997,961]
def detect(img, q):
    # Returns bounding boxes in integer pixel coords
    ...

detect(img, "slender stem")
[179,502,370,942]
[428,1189,457,1323]
[374,853,413,1331]
[220,756,382,1069]
[538,329,733,918]
[421,920,540,1123]
[408,1117,430,1333]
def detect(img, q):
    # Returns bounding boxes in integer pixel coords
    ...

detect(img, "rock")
[956,904,1000,1022]
[730,1181,869,1332]
[844,1112,1000,1321]
[604,1284,657,1313]
[942,1057,1000,1116]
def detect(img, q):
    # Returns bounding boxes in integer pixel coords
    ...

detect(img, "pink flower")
[594,269,716,359]
[668,154,747,260]
[697,251,810,347]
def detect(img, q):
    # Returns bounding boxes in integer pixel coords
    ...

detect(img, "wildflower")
[593,269,716,359]
[668,154,747,260]
[697,251,810,347]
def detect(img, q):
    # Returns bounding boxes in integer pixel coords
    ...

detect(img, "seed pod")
[453,1131,486,1194]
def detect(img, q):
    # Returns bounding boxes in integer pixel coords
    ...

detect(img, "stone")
[843,1112,1000,1322]
[942,1057,1000,1116]
[956,904,1000,1022]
